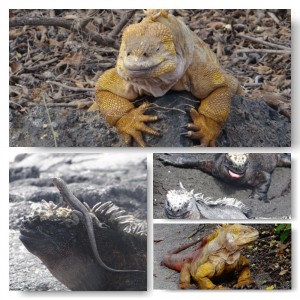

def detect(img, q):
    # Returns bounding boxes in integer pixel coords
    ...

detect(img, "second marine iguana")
[19,197,147,290]
[165,182,251,219]
[89,9,243,147]
[161,224,259,289]
[52,177,144,273]
[158,153,291,202]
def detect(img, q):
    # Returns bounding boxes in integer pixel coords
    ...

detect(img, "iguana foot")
[248,191,269,203]
[116,102,160,147]
[233,279,255,289]
[178,283,198,289]
[90,213,109,229]
[185,108,221,147]
[214,285,230,290]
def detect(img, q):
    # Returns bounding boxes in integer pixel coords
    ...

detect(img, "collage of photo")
[8,8,292,294]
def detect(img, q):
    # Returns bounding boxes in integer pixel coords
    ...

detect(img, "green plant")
[274,224,291,243]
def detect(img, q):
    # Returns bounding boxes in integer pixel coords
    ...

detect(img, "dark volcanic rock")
[218,96,291,147]
[9,108,125,147]
[9,92,291,147]
[9,166,40,182]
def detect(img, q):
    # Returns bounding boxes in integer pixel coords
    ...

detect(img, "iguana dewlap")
[161,224,258,289]
[90,9,243,147]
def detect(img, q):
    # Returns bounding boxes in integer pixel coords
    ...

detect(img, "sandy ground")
[153,154,291,219]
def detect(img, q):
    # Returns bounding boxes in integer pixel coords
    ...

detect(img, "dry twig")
[108,10,137,38]
[9,17,119,49]
[236,48,291,54]
[236,33,291,51]
[46,80,94,92]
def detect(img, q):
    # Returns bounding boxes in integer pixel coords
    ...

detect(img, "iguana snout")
[117,22,177,79]
[224,153,249,178]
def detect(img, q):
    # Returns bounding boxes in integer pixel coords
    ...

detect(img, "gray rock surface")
[9,153,147,291]
[9,92,291,147]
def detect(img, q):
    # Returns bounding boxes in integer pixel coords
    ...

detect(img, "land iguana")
[19,182,147,291]
[158,153,291,202]
[161,224,259,289]
[89,9,243,147]
[165,182,251,219]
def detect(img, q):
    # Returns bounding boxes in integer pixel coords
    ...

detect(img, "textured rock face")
[9,153,147,291]
[9,92,290,147]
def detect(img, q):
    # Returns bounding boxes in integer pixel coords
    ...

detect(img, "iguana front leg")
[91,68,160,147]
[184,60,242,147]
[192,261,228,289]
[178,263,197,289]
[187,86,231,147]
[248,171,272,202]
[233,256,254,288]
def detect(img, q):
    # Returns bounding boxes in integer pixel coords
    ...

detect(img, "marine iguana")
[158,153,291,202]
[161,224,259,289]
[19,191,147,290]
[52,177,144,273]
[165,182,250,219]
[89,9,243,147]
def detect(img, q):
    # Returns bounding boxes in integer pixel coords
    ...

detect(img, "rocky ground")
[9,9,291,147]
[153,153,291,219]
[9,153,147,291]
[153,223,292,290]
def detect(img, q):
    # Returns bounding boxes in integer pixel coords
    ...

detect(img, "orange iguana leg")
[233,256,254,288]
[186,86,231,147]
[184,59,242,147]
[91,68,160,147]
[191,261,229,289]
[178,263,197,289]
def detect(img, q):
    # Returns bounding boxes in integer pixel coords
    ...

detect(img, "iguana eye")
[156,45,160,52]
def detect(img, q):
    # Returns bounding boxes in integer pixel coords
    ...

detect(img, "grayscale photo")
[9,153,147,291]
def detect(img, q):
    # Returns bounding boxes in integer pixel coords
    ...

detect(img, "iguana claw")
[116,102,160,147]
[186,108,221,147]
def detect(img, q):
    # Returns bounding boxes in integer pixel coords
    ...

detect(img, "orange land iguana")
[89,9,243,147]
[161,224,259,289]
[19,181,147,290]
[159,153,291,202]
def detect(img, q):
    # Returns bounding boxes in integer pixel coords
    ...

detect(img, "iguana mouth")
[19,227,44,242]
[164,208,190,219]
[124,61,163,76]
[227,168,245,179]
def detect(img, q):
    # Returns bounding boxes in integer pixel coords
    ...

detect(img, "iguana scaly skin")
[90,9,243,147]
[161,224,259,289]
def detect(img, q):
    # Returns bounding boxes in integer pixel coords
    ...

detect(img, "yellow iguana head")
[220,224,259,251]
[117,21,177,80]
